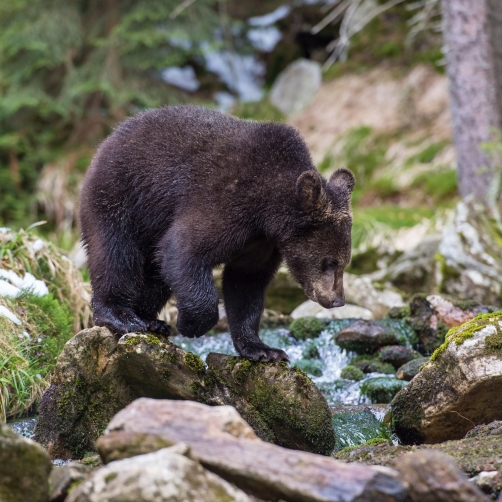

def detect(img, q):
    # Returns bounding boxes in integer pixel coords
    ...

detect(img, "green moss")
[183,352,205,373]
[289,317,330,340]
[340,365,365,381]
[430,312,502,361]
[338,437,390,454]
[104,473,117,483]
[145,334,160,345]
[361,377,407,404]
[123,335,141,346]
[68,479,84,493]
[484,327,502,355]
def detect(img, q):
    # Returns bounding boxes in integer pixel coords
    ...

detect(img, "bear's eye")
[322,258,338,272]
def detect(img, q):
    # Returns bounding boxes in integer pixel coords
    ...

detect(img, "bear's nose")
[330,297,345,308]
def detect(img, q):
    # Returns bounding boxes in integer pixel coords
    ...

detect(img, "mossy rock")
[361,377,406,404]
[340,365,365,381]
[0,423,52,502]
[206,353,335,455]
[350,354,396,375]
[396,357,429,381]
[34,328,212,459]
[390,312,502,445]
[288,317,330,340]
[293,358,324,377]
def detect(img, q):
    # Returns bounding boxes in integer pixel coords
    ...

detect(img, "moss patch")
[289,317,330,340]
[430,312,502,361]
[340,365,365,381]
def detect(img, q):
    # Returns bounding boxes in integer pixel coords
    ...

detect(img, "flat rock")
[392,450,487,501]
[68,444,251,502]
[97,398,408,502]
[0,423,52,502]
[390,313,502,444]
[335,319,418,354]
[290,300,373,320]
[206,353,335,455]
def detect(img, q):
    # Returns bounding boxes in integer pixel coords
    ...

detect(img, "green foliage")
[411,168,458,202]
[407,141,448,164]
[231,99,285,122]
[0,292,73,421]
[0,0,220,227]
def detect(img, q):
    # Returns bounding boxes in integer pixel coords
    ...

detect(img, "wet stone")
[396,357,429,381]
[361,377,407,404]
[335,319,418,354]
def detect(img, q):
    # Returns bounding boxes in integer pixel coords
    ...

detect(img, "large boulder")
[67,444,251,502]
[390,312,502,444]
[34,327,138,459]
[97,398,408,502]
[206,353,335,454]
[35,326,335,458]
[0,423,52,502]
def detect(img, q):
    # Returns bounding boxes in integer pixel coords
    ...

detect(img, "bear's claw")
[236,341,290,363]
[146,319,172,337]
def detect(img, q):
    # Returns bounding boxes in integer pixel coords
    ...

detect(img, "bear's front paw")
[176,309,218,339]
[236,341,290,363]
[146,319,172,337]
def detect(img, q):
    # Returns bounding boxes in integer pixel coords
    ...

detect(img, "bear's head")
[284,168,354,309]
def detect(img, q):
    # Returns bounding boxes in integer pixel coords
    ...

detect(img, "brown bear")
[80,105,354,362]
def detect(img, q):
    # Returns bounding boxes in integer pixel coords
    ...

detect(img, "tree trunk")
[441,0,502,202]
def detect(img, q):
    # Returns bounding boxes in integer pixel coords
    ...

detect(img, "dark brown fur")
[80,105,354,361]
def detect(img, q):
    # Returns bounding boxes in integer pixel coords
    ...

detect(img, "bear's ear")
[328,168,355,194]
[296,170,323,211]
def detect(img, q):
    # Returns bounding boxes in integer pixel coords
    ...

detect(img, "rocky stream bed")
[3,293,502,501]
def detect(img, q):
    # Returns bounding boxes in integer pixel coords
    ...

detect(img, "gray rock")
[269,59,322,115]
[391,313,502,444]
[49,462,92,502]
[470,470,499,497]
[335,319,418,354]
[97,398,408,502]
[291,300,374,320]
[0,423,52,502]
[396,357,429,381]
[206,353,335,455]
[67,445,251,502]
[392,450,487,501]
[379,345,421,369]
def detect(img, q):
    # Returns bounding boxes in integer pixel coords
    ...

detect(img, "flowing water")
[172,326,388,406]
[9,326,400,451]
